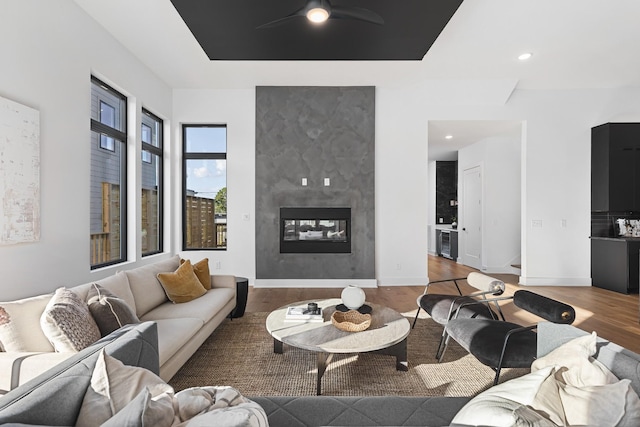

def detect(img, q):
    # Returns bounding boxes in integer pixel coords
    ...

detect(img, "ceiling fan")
[257,0,384,29]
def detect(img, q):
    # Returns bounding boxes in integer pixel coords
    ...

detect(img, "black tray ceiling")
[170,0,463,60]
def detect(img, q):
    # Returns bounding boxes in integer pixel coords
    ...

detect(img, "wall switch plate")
[324,178,330,186]
[532,220,543,228]
[301,178,307,186]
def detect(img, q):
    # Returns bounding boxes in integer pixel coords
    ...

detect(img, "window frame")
[90,76,127,269]
[141,108,164,257]
[182,124,227,251]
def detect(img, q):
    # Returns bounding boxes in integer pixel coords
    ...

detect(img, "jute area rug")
[169,311,528,397]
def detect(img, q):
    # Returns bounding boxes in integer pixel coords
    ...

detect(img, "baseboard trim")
[253,279,378,288]
[518,276,592,287]
[377,277,428,286]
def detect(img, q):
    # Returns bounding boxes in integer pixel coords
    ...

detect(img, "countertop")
[590,236,640,241]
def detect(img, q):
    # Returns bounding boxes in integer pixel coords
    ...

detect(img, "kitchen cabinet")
[436,229,458,260]
[591,123,640,212]
[591,237,640,294]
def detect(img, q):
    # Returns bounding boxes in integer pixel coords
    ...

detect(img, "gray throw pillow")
[87,284,139,336]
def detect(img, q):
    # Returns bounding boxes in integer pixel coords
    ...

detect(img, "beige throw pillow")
[180,257,211,290]
[76,349,174,427]
[0,294,55,352]
[40,287,101,352]
[157,260,207,304]
[87,284,139,336]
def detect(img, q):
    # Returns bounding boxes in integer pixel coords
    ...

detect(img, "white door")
[462,166,482,269]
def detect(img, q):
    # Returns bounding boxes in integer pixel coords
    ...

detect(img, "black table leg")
[316,352,334,395]
[273,338,283,354]
[372,338,408,371]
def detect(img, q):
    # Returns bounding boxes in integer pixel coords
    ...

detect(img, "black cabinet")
[436,229,458,260]
[592,123,640,212]
[591,237,640,294]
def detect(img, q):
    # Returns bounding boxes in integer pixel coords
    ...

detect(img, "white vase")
[341,285,366,310]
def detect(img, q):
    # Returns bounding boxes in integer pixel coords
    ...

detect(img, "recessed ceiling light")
[518,52,532,61]
[307,7,330,23]
[445,135,453,140]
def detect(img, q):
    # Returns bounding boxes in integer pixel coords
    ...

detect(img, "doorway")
[462,165,482,269]
[428,120,522,273]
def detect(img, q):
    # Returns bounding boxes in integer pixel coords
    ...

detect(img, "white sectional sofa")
[0,255,236,392]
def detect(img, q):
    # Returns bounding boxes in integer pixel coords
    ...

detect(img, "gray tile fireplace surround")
[255,86,375,286]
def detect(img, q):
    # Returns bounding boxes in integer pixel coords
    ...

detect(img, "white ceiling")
[73,0,640,159]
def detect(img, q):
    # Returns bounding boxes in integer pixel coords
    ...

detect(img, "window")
[99,101,116,151]
[141,109,163,256]
[182,125,227,250]
[90,76,127,268]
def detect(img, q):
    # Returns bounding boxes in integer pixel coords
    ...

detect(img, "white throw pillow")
[40,287,101,352]
[531,331,617,386]
[0,294,54,352]
[559,378,640,427]
[451,367,555,427]
[76,349,174,427]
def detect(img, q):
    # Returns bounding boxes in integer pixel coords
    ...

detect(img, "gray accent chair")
[412,272,506,358]
[443,290,576,385]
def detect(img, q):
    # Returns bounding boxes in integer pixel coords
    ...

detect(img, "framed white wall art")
[0,95,40,245]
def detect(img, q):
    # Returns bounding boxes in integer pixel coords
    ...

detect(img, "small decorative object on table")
[331,310,372,332]
[285,303,323,322]
[341,284,366,310]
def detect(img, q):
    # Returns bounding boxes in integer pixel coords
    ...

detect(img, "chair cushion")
[126,256,180,316]
[445,319,537,368]
[418,294,497,325]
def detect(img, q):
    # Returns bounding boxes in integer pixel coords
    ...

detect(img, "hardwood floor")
[246,255,640,353]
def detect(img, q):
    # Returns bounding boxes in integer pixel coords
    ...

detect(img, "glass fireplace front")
[280,207,351,253]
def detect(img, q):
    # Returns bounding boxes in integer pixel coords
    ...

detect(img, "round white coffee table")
[266,298,410,395]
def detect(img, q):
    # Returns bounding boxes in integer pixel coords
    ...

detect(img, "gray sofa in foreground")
[0,322,159,426]
[0,321,639,426]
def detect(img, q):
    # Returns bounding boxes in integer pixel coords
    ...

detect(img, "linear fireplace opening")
[280,207,351,253]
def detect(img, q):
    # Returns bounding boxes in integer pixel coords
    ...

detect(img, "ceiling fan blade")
[330,6,384,25]
[256,7,307,29]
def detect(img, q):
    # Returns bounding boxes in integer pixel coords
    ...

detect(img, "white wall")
[172,89,256,279]
[0,0,173,300]
[458,135,521,273]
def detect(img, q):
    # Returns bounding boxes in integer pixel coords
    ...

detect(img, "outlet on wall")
[215,261,221,270]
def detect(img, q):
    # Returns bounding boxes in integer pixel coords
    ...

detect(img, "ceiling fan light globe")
[307,7,330,23]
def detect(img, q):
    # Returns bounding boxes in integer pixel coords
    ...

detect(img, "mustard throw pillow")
[180,258,211,290]
[157,260,207,304]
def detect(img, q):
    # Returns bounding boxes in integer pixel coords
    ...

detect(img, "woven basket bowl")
[331,310,372,332]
